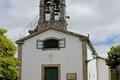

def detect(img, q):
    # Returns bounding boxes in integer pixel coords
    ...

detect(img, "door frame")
[41,64,61,80]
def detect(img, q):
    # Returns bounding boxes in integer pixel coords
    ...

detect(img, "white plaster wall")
[21,29,83,80]
[97,58,109,80]
[87,45,97,80]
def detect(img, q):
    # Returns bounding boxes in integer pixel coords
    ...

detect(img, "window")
[43,39,59,48]
[36,38,66,49]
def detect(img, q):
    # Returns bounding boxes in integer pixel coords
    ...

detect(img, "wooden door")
[44,67,58,80]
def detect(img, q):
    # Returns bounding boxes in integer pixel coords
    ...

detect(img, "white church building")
[16,0,110,80]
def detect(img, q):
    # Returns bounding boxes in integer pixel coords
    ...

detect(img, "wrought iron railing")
[18,15,39,39]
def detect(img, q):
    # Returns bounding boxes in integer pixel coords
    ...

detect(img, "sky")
[0,0,120,58]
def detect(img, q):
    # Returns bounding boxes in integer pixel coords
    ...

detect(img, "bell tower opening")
[40,0,66,22]
[44,0,61,21]
[29,0,68,34]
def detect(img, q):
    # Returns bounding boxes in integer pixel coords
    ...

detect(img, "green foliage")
[0,57,19,80]
[0,28,19,80]
[0,28,7,35]
[106,45,120,69]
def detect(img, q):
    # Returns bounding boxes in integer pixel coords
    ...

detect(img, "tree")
[106,45,120,80]
[106,45,120,69]
[0,28,19,80]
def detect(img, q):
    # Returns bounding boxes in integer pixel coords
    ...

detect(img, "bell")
[55,9,60,12]
[45,11,50,14]
[45,9,50,14]
[46,2,50,6]
[54,12,59,15]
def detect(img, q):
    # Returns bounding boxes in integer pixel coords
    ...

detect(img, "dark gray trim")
[81,40,88,80]
[18,43,23,80]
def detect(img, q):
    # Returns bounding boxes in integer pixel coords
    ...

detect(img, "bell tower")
[39,0,66,21]
[30,0,67,34]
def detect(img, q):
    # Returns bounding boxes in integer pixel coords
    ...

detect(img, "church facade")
[16,0,109,80]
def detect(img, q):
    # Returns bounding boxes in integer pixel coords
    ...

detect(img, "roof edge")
[88,39,98,55]
[97,56,106,60]
[16,27,88,44]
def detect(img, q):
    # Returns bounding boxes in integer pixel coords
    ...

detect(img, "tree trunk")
[115,69,119,80]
